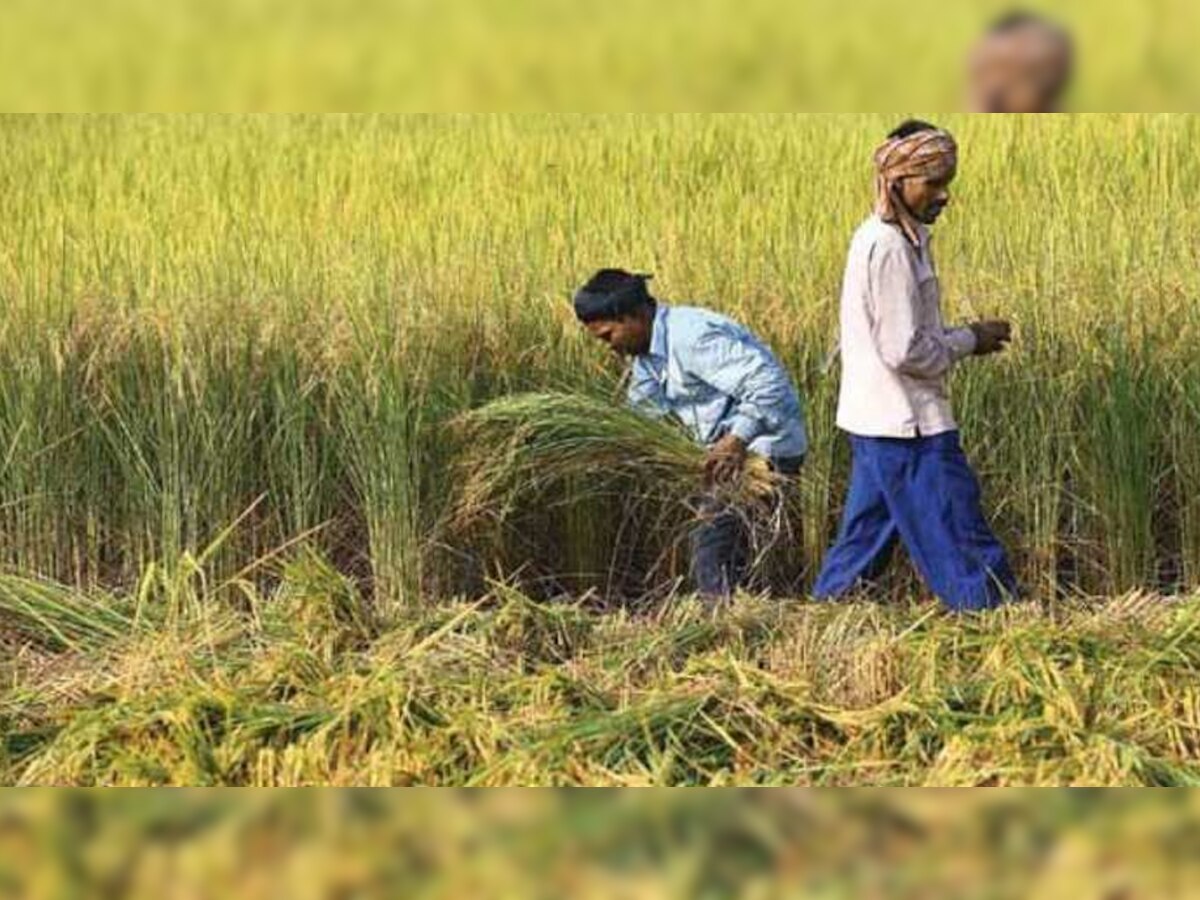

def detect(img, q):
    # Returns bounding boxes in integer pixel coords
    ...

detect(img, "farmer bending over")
[813,120,1018,611]
[574,268,807,599]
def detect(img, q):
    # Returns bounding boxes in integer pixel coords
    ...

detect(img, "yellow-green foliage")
[4,791,1200,896]
[4,560,1200,786]
[4,115,1200,786]
[1,114,1199,602]
[0,1,1197,111]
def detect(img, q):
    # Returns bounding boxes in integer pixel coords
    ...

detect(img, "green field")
[4,114,1200,785]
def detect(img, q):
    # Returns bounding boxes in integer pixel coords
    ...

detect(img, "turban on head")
[873,129,958,247]
[573,271,654,323]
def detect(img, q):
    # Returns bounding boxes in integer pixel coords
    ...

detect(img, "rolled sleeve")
[727,412,764,444]
[944,326,977,360]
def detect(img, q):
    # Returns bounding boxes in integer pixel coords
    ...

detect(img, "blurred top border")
[0,0,1194,112]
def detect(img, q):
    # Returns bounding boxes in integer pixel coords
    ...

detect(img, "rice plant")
[5,559,1200,786]
[2,114,1200,784]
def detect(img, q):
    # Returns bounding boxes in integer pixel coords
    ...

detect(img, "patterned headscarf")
[873,129,958,247]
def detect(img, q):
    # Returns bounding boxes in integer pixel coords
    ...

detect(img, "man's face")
[584,311,652,356]
[897,168,955,225]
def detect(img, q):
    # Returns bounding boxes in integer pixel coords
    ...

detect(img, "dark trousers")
[690,455,803,599]
[813,431,1017,611]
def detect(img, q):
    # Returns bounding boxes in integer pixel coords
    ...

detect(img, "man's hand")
[705,433,748,486]
[969,319,1013,355]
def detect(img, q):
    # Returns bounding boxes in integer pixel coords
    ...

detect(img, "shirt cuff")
[945,327,976,361]
[727,413,764,444]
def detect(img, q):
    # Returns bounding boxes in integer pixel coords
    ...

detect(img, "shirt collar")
[873,215,935,265]
[873,213,933,243]
[646,303,669,361]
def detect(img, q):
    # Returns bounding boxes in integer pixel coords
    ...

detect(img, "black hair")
[887,119,939,140]
[573,268,656,322]
[988,9,1057,34]
[985,10,1072,59]
[581,268,651,297]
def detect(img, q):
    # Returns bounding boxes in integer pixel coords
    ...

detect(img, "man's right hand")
[970,319,1012,355]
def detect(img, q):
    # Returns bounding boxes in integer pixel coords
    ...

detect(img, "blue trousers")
[813,431,1016,611]
[691,455,803,599]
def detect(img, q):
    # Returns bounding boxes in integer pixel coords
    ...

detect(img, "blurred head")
[967,12,1073,113]
[874,121,958,245]
[574,269,656,356]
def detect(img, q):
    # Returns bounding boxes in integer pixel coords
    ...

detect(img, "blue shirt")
[627,304,808,460]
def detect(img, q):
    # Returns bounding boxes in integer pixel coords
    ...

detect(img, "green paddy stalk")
[0,115,1198,600]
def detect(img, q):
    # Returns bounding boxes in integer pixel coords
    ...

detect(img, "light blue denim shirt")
[627,304,808,460]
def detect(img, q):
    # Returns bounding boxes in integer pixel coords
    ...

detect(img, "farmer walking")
[574,268,807,599]
[813,120,1018,611]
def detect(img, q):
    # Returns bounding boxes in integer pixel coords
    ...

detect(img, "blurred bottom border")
[0,788,1196,898]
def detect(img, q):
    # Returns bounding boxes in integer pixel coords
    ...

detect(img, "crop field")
[3,113,1200,785]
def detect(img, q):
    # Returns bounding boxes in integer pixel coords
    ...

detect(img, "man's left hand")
[704,434,748,486]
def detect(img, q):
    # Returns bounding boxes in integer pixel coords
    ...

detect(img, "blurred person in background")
[574,268,807,599]
[967,11,1073,112]
[812,120,1018,611]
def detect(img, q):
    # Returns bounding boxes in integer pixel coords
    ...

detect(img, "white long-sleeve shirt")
[835,215,976,438]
